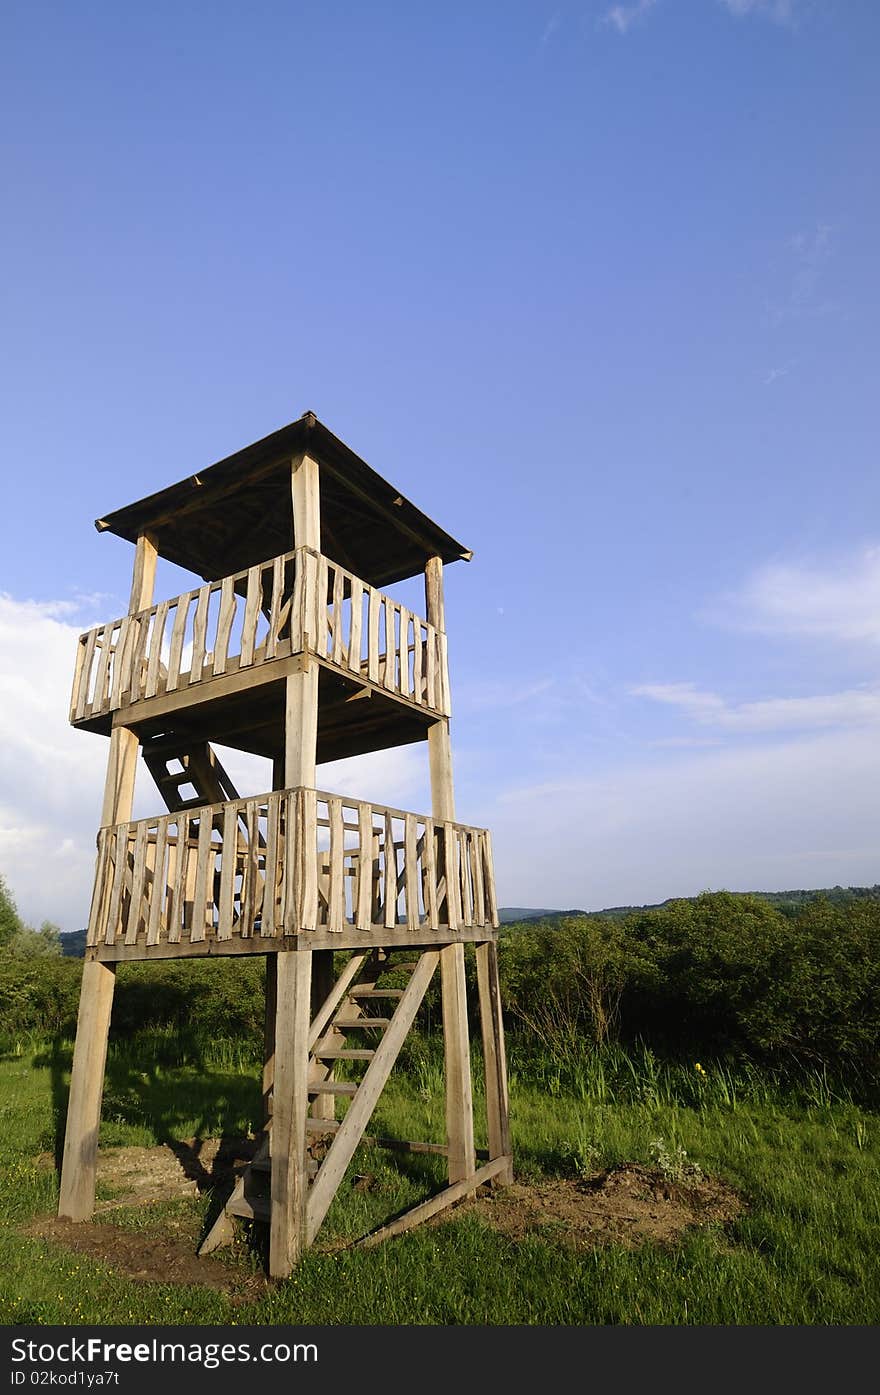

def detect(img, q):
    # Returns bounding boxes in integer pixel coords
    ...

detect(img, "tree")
[8,921,62,958]
[0,875,23,949]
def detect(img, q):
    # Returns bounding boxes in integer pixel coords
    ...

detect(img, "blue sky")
[1,0,879,928]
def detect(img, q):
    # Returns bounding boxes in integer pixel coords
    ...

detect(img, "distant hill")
[499,884,880,925]
[59,929,87,957]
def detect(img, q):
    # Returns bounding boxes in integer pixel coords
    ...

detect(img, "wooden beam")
[354,1156,511,1248]
[476,940,513,1185]
[58,960,116,1220]
[88,925,495,961]
[129,531,158,614]
[269,949,312,1277]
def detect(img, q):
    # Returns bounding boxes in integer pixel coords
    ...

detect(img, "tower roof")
[96,412,472,588]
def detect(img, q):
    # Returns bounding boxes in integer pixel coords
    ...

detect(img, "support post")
[59,532,157,1220]
[269,947,313,1277]
[425,555,475,1185]
[476,941,513,1184]
[268,453,322,1274]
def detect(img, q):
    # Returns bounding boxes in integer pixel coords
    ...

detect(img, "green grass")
[0,1036,878,1325]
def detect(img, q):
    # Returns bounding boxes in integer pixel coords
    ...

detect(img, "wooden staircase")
[199,949,439,1254]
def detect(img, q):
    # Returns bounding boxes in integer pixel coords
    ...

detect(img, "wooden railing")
[70,548,449,725]
[86,788,497,951]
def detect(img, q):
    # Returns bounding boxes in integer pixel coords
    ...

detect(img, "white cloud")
[631,680,880,733]
[603,0,657,35]
[489,727,880,909]
[710,547,880,645]
[0,593,433,933]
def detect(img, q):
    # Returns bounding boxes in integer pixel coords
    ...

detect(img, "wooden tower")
[59,412,512,1276]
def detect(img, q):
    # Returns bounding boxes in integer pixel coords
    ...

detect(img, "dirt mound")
[27,1145,744,1292]
[457,1164,744,1250]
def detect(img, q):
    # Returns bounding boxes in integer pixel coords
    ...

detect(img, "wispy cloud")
[540,10,562,46]
[631,680,880,733]
[719,0,800,23]
[763,358,796,385]
[709,546,880,645]
[603,0,657,35]
[765,221,838,328]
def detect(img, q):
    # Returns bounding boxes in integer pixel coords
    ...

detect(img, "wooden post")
[425,556,475,1185]
[476,941,513,1184]
[59,532,157,1221]
[269,454,321,1274]
[270,947,312,1277]
[58,960,116,1220]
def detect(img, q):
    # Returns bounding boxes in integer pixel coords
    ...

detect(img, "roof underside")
[96,413,471,589]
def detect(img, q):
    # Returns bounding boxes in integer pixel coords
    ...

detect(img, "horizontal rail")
[85,787,497,951]
[70,548,450,725]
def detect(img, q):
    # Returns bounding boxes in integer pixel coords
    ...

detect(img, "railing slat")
[240,566,262,668]
[331,567,345,666]
[423,817,438,927]
[85,831,112,947]
[213,575,236,676]
[165,596,190,691]
[217,805,237,938]
[189,813,213,942]
[349,576,363,675]
[92,625,115,714]
[328,796,345,932]
[145,600,169,698]
[356,803,373,931]
[398,608,410,699]
[261,793,280,936]
[367,587,380,683]
[189,586,210,684]
[404,814,419,930]
[383,811,397,929]
[383,597,396,691]
[266,555,284,660]
[146,820,169,946]
[104,826,129,945]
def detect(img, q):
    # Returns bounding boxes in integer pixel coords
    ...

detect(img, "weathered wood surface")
[85,788,498,953]
[70,547,450,727]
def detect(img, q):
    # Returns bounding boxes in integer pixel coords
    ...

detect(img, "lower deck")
[86,785,498,961]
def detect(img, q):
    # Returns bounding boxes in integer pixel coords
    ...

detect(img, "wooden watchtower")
[59,412,512,1276]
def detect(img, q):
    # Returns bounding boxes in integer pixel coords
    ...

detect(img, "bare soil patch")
[26,1145,744,1294]
[455,1164,745,1251]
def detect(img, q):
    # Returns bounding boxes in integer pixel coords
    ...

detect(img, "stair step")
[250,1156,321,1176]
[382,961,420,973]
[348,987,404,999]
[306,1117,341,1134]
[314,1048,375,1060]
[335,1016,391,1029]
[307,1079,358,1096]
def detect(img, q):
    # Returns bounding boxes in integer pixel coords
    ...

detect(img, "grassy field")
[0,1035,878,1326]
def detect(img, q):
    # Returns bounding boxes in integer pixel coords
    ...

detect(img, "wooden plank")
[315,554,329,657]
[58,960,116,1221]
[266,553,284,659]
[72,630,96,721]
[355,804,373,931]
[188,585,209,684]
[145,818,168,947]
[165,595,190,692]
[145,600,169,698]
[327,796,345,933]
[213,574,236,676]
[127,611,151,702]
[270,948,312,1277]
[443,823,459,931]
[166,816,188,943]
[482,830,499,926]
[441,940,475,1183]
[189,813,214,943]
[439,631,451,716]
[383,597,396,690]
[85,831,112,948]
[398,607,410,698]
[90,924,496,961]
[92,625,115,712]
[383,811,397,929]
[240,565,262,668]
[348,575,363,675]
[330,565,345,666]
[476,940,513,1183]
[217,804,237,939]
[423,818,438,928]
[404,814,419,930]
[299,786,318,931]
[412,621,423,704]
[240,799,260,936]
[471,831,486,926]
[109,617,132,710]
[305,951,440,1244]
[261,793,280,936]
[367,587,380,682]
[355,1157,511,1249]
[103,826,129,946]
